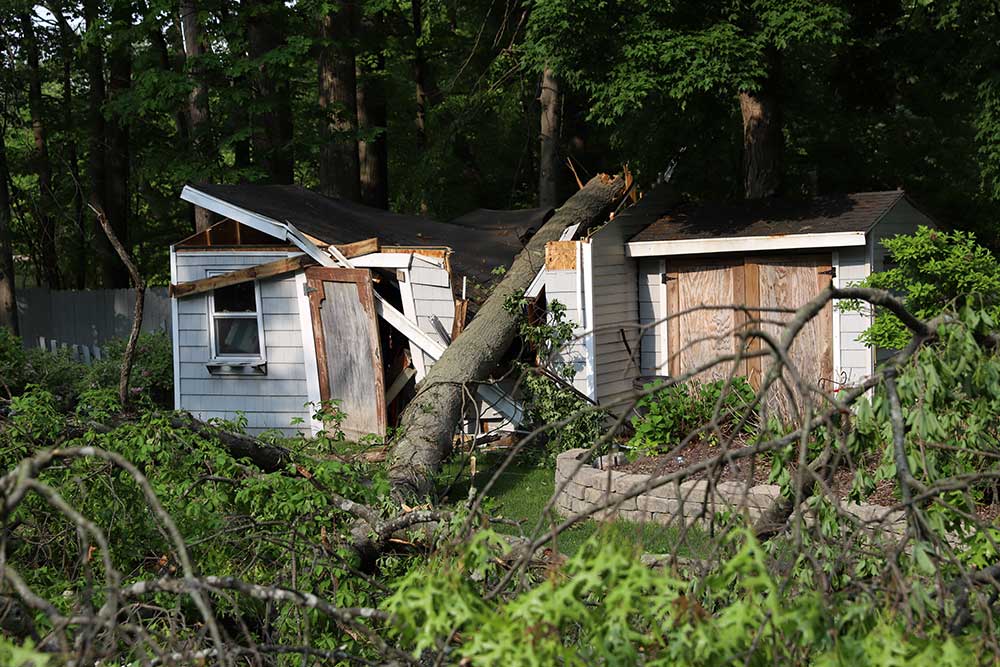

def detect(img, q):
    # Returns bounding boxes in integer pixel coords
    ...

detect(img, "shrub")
[628,377,755,457]
[79,332,174,408]
[857,226,1000,349]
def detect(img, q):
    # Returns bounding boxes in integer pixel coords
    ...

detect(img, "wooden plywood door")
[666,259,746,383]
[748,255,833,420]
[305,267,387,440]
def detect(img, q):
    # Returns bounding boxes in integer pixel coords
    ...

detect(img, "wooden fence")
[16,287,171,362]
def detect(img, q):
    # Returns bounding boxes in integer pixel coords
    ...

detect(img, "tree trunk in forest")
[387,175,626,499]
[538,67,561,209]
[739,53,783,200]
[411,0,432,149]
[357,13,388,209]
[357,64,388,209]
[103,0,132,288]
[0,136,17,335]
[248,3,295,184]
[83,0,114,288]
[180,0,215,231]
[318,1,361,201]
[21,12,60,289]
[52,2,87,289]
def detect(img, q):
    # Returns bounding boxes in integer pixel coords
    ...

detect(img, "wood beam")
[170,254,316,298]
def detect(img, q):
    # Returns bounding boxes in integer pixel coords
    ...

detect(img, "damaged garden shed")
[169,184,551,437]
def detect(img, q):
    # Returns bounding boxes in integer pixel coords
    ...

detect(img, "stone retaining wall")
[554,448,907,534]
[554,448,781,525]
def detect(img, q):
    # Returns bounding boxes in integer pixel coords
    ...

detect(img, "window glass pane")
[214,282,256,313]
[215,317,260,355]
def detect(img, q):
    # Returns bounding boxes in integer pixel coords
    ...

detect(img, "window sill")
[206,360,267,376]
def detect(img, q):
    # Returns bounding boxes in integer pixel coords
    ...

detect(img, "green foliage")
[850,305,1000,541]
[385,528,985,665]
[505,295,608,460]
[0,637,49,667]
[629,377,755,456]
[857,226,1000,349]
[79,332,174,408]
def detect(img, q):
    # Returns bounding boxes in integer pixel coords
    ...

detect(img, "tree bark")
[357,13,388,209]
[83,0,113,287]
[387,175,626,499]
[411,0,432,149]
[248,2,294,184]
[20,12,60,289]
[103,0,132,288]
[538,67,561,208]
[318,1,361,201]
[90,205,144,406]
[0,135,18,335]
[739,53,783,200]
[179,0,215,231]
[51,1,87,289]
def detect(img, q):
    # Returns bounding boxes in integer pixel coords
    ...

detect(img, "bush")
[80,332,174,408]
[628,377,755,457]
[0,329,85,404]
[857,226,1000,349]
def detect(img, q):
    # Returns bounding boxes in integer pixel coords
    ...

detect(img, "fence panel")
[16,287,172,357]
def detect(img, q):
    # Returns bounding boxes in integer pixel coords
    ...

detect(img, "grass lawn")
[441,450,712,557]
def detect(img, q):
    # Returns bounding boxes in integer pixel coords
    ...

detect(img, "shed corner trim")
[624,231,868,258]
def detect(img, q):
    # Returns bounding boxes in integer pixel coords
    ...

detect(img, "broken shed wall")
[172,251,313,434]
[544,264,592,397]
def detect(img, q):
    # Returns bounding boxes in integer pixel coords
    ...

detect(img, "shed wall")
[544,266,591,396]
[834,247,872,385]
[408,256,455,371]
[172,251,312,434]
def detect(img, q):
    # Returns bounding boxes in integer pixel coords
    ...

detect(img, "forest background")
[1,0,999,296]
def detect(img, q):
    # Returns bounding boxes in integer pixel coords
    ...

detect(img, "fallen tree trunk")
[388,174,626,499]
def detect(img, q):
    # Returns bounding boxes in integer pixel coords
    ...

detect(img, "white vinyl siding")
[407,256,455,372]
[834,246,873,386]
[637,258,666,376]
[544,266,591,396]
[172,251,312,434]
[588,214,651,408]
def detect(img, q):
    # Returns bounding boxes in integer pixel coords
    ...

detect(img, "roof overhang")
[625,231,868,258]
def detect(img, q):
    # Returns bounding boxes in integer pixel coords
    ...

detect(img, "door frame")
[304,267,387,437]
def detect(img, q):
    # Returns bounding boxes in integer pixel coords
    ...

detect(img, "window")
[209,279,263,359]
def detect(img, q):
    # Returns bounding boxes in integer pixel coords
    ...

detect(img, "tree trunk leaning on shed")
[388,174,626,500]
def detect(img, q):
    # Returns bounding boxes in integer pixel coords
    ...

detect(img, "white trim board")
[295,271,323,435]
[181,186,290,241]
[170,246,181,410]
[626,231,868,258]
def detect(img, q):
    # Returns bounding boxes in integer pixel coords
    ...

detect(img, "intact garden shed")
[541,188,934,415]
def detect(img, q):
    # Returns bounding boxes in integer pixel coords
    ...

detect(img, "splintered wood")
[545,241,577,270]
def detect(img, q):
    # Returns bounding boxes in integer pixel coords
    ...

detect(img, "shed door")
[666,258,747,382]
[305,267,386,439]
[746,255,834,420]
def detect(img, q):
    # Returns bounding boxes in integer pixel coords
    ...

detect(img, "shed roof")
[183,183,551,284]
[629,190,906,244]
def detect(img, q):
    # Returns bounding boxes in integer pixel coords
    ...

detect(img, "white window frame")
[206,271,266,363]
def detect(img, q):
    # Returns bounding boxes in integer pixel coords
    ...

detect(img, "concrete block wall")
[554,448,907,536]
[554,448,781,525]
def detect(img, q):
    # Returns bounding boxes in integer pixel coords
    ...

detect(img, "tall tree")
[357,44,388,208]
[317,0,361,200]
[739,52,783,199]
[0,132,16,334]
[247,0,294,184]
[103,0,132,287]
[83,0,112,287]
[411,0,432,148]
[179,0,214,230]
[20,11,60,287]
[538,66,560,207]
[50,1,87,289]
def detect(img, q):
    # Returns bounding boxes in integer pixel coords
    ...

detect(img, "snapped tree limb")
[387,174,627,500]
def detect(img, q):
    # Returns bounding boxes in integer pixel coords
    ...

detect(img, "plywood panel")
[668,259,745,382]
[306,267,386,439]
[751,255,833,421]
